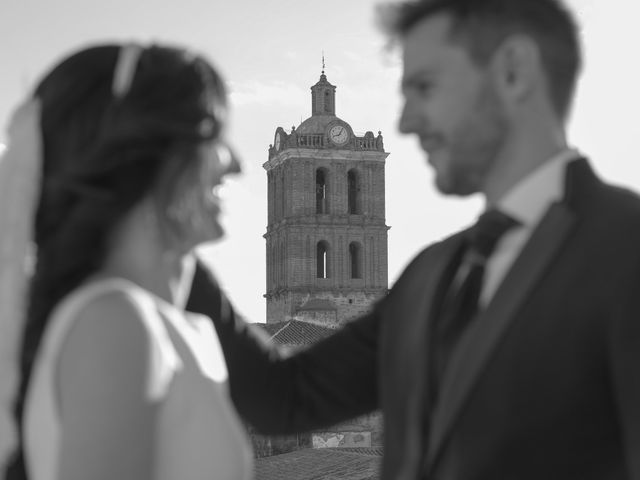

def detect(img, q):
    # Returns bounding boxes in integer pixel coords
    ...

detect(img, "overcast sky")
[2,0,639,323]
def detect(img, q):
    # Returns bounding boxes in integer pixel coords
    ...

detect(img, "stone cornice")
[264,287,389,298]
[263,148,389,171]
[264,216,390,237]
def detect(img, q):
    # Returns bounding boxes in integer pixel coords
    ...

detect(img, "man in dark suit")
[188,0,640,478]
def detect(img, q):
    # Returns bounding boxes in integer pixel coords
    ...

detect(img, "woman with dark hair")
[1,43,251,480]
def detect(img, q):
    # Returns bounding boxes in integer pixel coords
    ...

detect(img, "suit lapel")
[425,201,578,471]
[388,233,465,480]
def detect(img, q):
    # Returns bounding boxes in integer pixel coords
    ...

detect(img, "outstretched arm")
[186,263,379,434]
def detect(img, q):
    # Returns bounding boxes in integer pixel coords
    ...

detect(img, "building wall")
[250,411,384,458]
[312,411,384,449]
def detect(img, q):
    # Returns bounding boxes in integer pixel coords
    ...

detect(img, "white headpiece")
[0,99,42,453]
[112,43,144,98]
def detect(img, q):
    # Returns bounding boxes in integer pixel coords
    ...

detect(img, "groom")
[189,0,640,478]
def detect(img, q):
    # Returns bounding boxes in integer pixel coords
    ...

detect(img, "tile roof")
[254,320,337,346]
[336,447,383,457]
[254,448,381,480]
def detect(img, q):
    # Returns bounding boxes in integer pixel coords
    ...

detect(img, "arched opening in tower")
[316,168,328,214]
[349,242,363,279]
[317,241,330,278]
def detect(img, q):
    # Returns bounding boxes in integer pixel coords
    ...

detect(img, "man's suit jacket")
[187,159,640,480]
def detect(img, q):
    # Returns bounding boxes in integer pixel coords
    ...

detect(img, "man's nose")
[398,102,420,134]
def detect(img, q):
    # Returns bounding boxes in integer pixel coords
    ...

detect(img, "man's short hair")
[378,0,582,120]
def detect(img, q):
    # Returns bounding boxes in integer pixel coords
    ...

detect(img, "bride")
[1,43,251,480]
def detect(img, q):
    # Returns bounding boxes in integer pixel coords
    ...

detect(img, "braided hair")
[5,43,228,479]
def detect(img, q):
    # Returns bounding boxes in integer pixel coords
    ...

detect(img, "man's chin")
[191,222,226,248]
[433,172,455,195]
[434,176,476,197]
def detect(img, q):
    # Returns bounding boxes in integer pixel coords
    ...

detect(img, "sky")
[1,0,640,324]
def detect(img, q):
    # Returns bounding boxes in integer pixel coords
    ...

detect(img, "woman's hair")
[5,43,228,479]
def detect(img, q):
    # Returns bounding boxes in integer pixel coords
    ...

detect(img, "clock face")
[329,125,349,146]
[275,132,281,150]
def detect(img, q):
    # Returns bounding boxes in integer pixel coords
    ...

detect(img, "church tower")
[263,67,389,326]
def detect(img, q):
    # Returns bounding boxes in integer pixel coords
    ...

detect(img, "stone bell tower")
[263,66,389,326]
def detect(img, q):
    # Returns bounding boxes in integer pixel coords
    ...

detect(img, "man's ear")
[490,34,543,103]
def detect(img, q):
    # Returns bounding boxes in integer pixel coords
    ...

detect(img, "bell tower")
[311,67,336,115]
[264,68,389,326]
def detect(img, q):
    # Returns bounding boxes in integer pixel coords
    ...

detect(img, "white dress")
[23,277,253,480]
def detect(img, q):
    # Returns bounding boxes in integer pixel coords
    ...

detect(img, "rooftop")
[254,447,382,480]
[255,320,337,346]
[296,114,348,136]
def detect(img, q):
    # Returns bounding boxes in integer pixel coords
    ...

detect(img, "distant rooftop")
[254,447,381,480]
[255,320,337,346]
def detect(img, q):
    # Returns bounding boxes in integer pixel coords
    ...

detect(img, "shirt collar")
[495,148,581,229]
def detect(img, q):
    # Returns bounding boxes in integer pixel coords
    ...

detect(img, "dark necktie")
[431,209,519,399]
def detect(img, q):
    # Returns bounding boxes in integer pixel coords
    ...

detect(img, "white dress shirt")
[479,148,581,306]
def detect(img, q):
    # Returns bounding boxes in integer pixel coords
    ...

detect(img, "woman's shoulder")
[58,277,156,318]
[54,277,174,345]
[56,280,156,380]
[55,278,182,401]
[55,278,164,366]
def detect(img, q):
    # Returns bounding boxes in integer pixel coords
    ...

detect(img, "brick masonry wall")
[264,127,389,326]
[250,411,384,457]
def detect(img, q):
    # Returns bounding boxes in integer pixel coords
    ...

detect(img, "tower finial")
[322,51,325,75]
